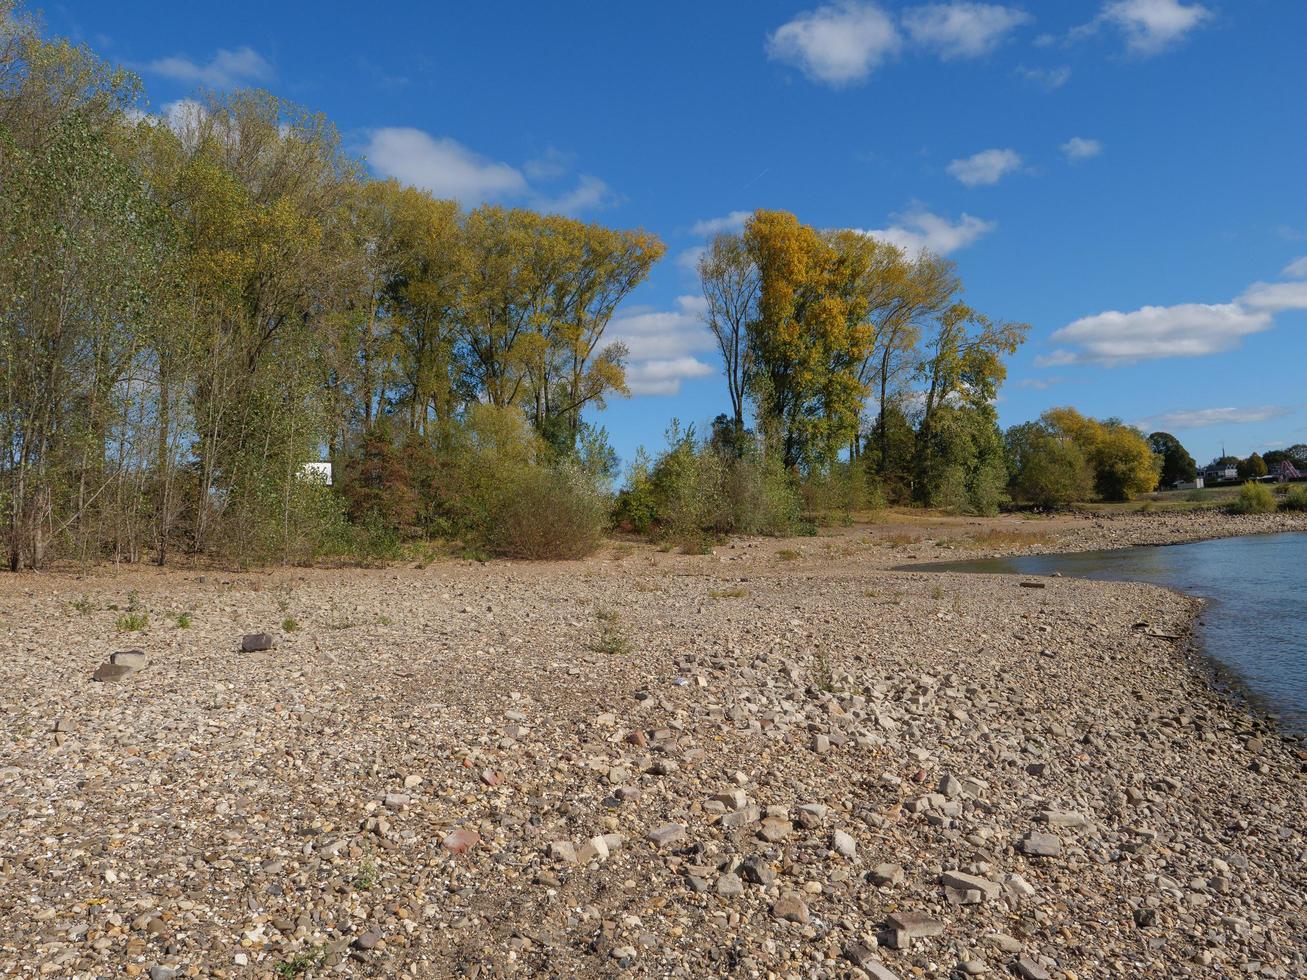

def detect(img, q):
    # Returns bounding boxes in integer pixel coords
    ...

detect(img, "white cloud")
[146,46,273,88]
[1060,136,1103,161]
[1139,406,1292,431]
[1041,303,1273,366]
[855,208,996,255]
[533,175,617,217]
[1283,256,1307,279]
[766,1,902,86]
[1095,0,1212,55]
[676,245,707,273]
[1238,280,1307,314]
[364,129,617,214]
[607,295,718,396]
[1017,65,1071,89]
[1046,258,1307,367]
[902,3,1031,59]
[946,147,1022,186]
[691,211,751,237]
[365,128,525,205]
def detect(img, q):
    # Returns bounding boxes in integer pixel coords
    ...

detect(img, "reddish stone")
[442,828,480,854]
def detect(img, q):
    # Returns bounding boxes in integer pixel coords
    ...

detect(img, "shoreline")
[2,510,1304,976]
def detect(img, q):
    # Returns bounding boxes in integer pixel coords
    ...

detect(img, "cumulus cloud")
[363,128,614,214]
[365,129,526,205]
[902,3,1031,59]
[1079,0,1212,55]
[1138,406,1292,431]
[1044,258,1307,367]
[606,295,718,396]
[1040,303,1273,367]
[946,147,1023,186]
[855,209,996,255]
[1017,65,1071,89]
[766,1,902,86]
[1060,136,1103,160]
[146,46,273,87]
[690,211,752,237]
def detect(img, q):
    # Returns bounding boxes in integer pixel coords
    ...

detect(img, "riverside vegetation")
[6,6,1307,574]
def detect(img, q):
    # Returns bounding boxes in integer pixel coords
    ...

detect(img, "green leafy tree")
[1148,432,1197,486]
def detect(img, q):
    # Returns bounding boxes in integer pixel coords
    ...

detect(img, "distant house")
[1202,460,1238,483]
[300,461,333,486]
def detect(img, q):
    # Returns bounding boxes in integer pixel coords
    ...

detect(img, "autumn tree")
[1041,408,1158,501]
[743,210,875,471]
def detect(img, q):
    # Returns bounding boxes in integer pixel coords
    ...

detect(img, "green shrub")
[485,462,606,560]
[1280,486,1307,511]
[613,422,801,545]
[1230,481,1276,515]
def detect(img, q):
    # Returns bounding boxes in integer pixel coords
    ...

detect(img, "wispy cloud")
[1281,256,1307,279]
[855,208,996,255]
[902,3,1031,60]
[607,295,717,396]
[1016,376,1065,390]
[1060,136,1103,161]
[1017,65,1071,89]
[533,175,618,215]
[690,211,752,237]
[947,147,1023,186]
[766,1,902,86]
[145,46,273,88]
[1138,406,1293,431]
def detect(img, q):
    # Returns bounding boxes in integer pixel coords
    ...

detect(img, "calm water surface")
[921,532,1307,733]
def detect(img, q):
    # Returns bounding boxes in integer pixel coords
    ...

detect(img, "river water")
[918,532,1307,733]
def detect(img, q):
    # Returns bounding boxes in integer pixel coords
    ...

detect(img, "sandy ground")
[2,510,1305,979]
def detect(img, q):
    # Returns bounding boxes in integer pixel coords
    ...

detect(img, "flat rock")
[941,870,1000,901]
[888,910,944,939]
[241,633,275,652]
[646,823,685,847]
[1018,831,1062,857]
[91,662,136,682]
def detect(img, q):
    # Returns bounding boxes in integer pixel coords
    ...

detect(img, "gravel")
[1,510,1304,977]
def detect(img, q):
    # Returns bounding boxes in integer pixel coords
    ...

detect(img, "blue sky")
[49,0,1307,465]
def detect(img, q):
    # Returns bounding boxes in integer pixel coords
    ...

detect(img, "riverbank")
[2,512,1304,977]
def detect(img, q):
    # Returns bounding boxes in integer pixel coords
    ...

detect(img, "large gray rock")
[241,633,275,652]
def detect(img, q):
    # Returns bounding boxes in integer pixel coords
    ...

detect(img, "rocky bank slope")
[1,514,1304,979]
